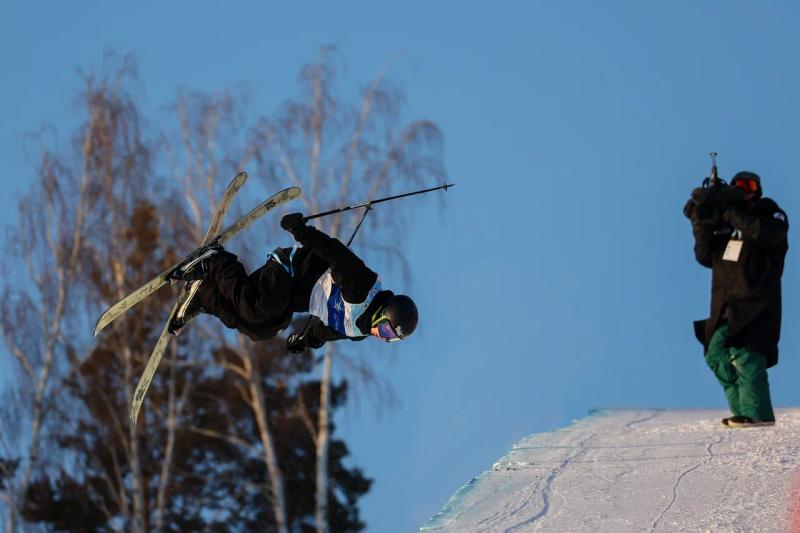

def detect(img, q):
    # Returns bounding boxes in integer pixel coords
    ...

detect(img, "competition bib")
[308,270,381,337]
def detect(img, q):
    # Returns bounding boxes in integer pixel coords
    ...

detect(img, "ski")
[93,183,301,336]
[127,173,247,424]
[129,184,302,425]
[95,171,247,335]
[168,172,251,336]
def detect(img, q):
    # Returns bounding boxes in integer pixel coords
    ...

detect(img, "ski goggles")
[732,177,759,193]
[371,313,401,342]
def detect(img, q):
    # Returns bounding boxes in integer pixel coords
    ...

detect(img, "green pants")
[706,322,775,421]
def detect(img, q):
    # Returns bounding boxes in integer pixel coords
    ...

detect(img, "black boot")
[168,293,206,336]
[167,243,224,284]
[726,416,775,428]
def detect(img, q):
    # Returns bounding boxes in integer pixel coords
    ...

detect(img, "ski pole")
[303,182,454,223]
[346,205,372,247]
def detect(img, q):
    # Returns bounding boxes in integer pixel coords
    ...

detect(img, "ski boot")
[168,294,206,336]
[167,244,222,335]
[167,243,223,284]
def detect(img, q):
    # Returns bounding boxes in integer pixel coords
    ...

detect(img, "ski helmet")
[731,171,762,198]
[382,294,418,339]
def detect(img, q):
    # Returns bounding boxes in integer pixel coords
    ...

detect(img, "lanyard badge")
[723,232,743,262]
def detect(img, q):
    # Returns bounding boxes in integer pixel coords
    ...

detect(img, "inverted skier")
[167,212,418,353]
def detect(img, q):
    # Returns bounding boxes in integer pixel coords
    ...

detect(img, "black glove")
[280,213,309,239]
[683,199,697,220]
[281,213,306,232]
[690,186,709,206]
[690,189,717,220]
[286,332,307,353]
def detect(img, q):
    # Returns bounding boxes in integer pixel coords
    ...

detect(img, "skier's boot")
[167,243,223,284]
[166,244,223,335]
[168,291,206,336]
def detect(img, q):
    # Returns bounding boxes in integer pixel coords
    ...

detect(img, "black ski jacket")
[197,225,390,346]
[686,196,788,367]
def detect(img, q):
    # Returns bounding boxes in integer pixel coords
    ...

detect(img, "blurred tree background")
[0,48,444,532]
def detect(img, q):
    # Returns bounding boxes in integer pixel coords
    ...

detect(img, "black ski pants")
[196,250,295,341]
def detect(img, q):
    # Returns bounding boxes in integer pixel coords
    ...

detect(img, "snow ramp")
[421,409,800,532]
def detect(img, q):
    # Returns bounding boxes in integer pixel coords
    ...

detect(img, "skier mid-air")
[93,179,450,423]
[168,212,419,353]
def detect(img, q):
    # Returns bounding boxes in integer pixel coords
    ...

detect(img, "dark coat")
[687,195,788,367]
[197,225,390,346]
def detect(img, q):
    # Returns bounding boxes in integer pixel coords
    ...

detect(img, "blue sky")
[3,2,800,532]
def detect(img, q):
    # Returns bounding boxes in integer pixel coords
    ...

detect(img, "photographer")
[684,171,788,428]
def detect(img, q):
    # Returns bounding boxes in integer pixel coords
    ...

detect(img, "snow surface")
[420,409,800,532]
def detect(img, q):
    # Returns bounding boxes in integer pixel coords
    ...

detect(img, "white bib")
[308,270,381,337]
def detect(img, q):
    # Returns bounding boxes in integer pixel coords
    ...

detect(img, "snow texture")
[421,409,800,532]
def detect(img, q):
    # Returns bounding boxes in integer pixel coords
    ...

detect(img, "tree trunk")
[10,366,50,533]
[124,344,147,533]
[246,353,288,533]
[155,342,186,533]
[6,134,91,532]
[4,494,18,533]
[315,346,333,533]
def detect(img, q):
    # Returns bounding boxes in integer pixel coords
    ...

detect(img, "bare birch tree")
[1,54,195,533]
[0,53,152,532]
[161,86,293,532]
[1,47,422,533]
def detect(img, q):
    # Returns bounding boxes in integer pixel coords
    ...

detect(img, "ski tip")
[93,316,107,337]
[277,186,303,203]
